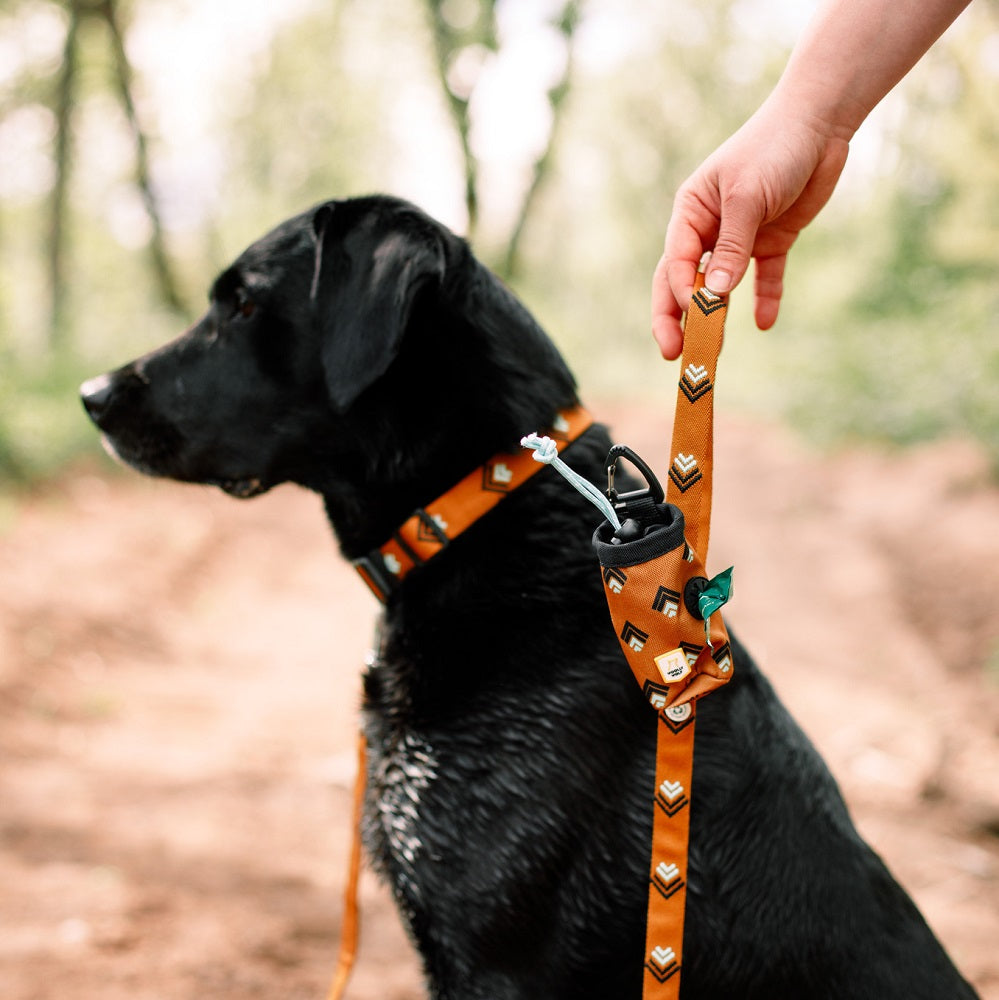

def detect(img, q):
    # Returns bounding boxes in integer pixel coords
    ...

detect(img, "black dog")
[81,196,978,999]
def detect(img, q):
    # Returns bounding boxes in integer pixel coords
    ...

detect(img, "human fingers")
[654,186,721,358]
[651,252,691,360]
[747,137,849,329]
[752,252,788,331]
[654,203,712,359]
[700,179,768,297]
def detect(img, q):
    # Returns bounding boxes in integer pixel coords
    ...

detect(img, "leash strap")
[593,267,731,997]
[326,732,366,1000]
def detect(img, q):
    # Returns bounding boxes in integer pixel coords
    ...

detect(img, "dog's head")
[81,196,576,545]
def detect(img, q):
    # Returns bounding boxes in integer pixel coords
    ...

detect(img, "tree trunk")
[101,0,187,316]
[501,1,581,281]
[48,0,83,352]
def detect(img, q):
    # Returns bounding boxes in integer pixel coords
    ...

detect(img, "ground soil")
[1,405,997,999]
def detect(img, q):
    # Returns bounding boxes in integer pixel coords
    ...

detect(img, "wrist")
[768,63,869,145]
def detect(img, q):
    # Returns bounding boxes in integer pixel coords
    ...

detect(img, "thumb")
[701,197,764,296]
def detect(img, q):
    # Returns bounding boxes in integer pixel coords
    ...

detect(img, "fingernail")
[705,269,731,294]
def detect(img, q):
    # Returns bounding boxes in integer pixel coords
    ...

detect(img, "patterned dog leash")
[526,258,733,996]
[592,261,733,997]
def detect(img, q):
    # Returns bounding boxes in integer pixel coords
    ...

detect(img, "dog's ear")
[311,203,446,413]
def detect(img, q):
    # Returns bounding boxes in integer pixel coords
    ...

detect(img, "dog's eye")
[234,287,256,320]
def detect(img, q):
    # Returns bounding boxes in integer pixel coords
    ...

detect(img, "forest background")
[1,0,998,485]
[2,4,999,997]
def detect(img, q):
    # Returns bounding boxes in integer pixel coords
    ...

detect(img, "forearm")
[771,0,972,140]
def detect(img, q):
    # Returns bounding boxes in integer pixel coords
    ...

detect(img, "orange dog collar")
[353,405,594,601]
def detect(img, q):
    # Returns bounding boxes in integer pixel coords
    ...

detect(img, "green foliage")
[764,4,999,467]
[1,0,998,487]
[210,1,431,248]
[0,352,104,484]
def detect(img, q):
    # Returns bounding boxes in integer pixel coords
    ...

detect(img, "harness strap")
[593,265,731,998]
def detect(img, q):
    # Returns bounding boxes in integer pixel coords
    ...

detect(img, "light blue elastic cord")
[520,433,622,531]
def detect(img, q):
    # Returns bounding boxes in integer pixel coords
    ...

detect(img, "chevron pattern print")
[596,512,733,1000]
[679,362,713,403]
[668,452,702,493]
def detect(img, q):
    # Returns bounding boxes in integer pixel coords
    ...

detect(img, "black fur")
[81,195,978,999]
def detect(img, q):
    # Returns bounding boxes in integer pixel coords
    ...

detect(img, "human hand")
[651,97,850,359]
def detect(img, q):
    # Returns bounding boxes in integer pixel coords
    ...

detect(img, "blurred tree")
[423,0,498,239]
[0,0,997,482]
[500,1,582,280]
[100,0,184,315]
[771,1,999,464]
[46,0,185,353]
[421,0,583,279]
[48,0,81,352]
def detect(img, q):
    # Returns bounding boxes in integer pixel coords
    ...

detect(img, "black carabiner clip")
[605,444,665,517]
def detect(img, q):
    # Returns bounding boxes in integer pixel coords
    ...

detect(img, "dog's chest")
[363,725,439,900]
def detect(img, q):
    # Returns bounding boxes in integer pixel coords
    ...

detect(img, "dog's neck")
[316,253,582,562]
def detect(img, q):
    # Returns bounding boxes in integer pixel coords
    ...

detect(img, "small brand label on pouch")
[655,648,691,684]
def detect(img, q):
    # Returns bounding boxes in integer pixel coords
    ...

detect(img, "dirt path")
[1,407,997,999]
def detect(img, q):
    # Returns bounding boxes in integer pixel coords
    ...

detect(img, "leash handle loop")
[665,265,728,563]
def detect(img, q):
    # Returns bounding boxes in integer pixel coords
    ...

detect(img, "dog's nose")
[80,373,114,424]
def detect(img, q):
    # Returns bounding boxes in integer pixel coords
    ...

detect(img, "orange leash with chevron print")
[592,260,733,997]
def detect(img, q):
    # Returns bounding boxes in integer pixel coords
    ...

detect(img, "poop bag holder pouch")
[592,479,732,714]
